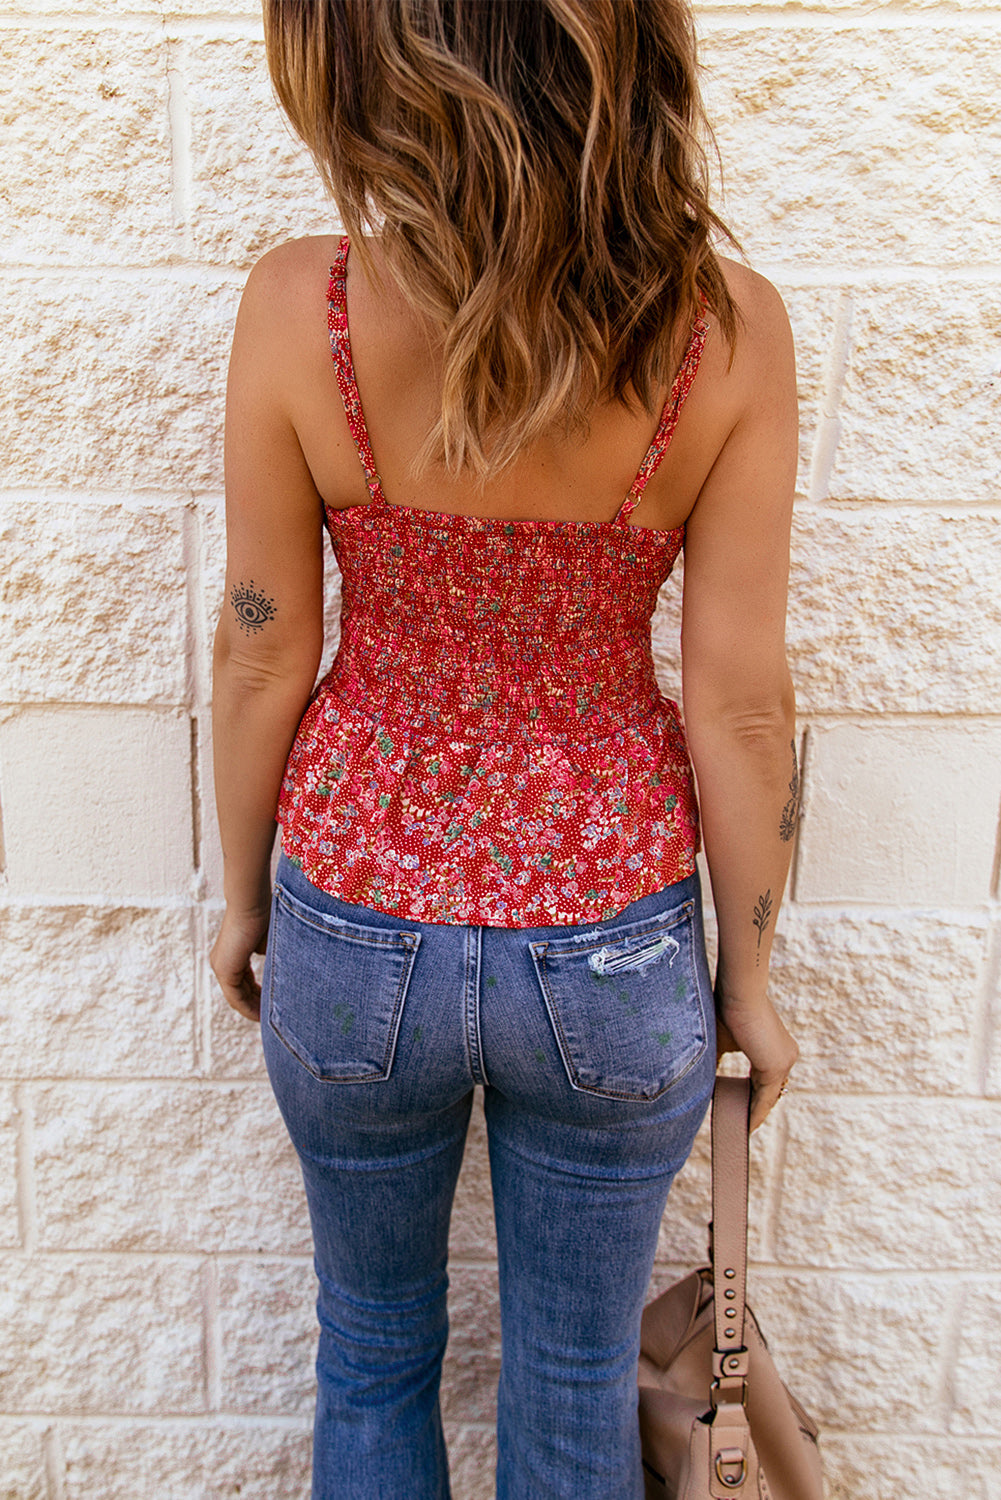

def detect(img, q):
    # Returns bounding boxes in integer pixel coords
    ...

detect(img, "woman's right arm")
[681,269,801,1131]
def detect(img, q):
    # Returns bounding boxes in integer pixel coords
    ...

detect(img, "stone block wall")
[1,2,999,1496]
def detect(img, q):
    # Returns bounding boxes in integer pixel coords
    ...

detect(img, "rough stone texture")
[769,909,989,1093]
[185,37,338,268]
[444,1423,498,1500]
[829,285,1001,504]
[774,1098,1001,1271]
[32,1083,312,1254]
[950,1282,1001,1436]
[821,1435,1001,1500]
[750,1271,950,1429]
[441,1264,501,1426]
[0,1422,46,1500]
[0,1258,203,1413]
[60,1422,312,1500]
[447,1092,497,1262]
[1,30,174,266]
[0,709,194,900]
[788,509,1001,715]
[0,1090,18,1251]
[0,499,189,706]
[217,1259,317,1416]
[0,906,196,1078]
[795,722,1001,906]
[0,276,238,493]
[702,27,1001,267]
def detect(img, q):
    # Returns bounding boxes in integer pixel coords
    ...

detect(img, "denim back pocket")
[529,899,709,1101]
[267,883,421,1082]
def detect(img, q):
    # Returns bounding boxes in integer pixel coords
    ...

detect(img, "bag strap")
[709,1076,752,1393]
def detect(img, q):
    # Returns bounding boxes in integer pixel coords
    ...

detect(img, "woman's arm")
[210,247,326,1021]
[681,269,801,1129]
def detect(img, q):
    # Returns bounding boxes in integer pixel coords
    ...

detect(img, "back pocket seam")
[267,887,421,1083]
[529,902,708,1101]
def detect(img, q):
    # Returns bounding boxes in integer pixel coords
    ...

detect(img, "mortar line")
[759,1103,789,1262]
[201,1257,223,1410]
[808,289,853,504]
[15,1412,1001,1442]
[165,36,192,246]
[183,503,211,713]
[0,771,6,878]
[188,721,202,888]
[42,1425,66,1500]
[788,723,808,904]
[15,1082,38,1255]
[932,1280,966,1433]
[5,261,1001,284]
[973,922,1000,1098]
[192,901,211,1076]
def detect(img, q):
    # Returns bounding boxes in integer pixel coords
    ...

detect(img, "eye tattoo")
[752,889,773,965]
[779,738,801,842]
[230,580,277,635]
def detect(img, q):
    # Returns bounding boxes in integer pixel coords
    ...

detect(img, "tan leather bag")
[638,1077,824,1500]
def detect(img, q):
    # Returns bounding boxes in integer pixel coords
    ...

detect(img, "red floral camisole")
[277,237,708,927]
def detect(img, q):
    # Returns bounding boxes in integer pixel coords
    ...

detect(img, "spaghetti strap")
[613,309,709,528]
[326,236,388,507]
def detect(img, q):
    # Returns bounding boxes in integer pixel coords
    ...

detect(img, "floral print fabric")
[277,237,708,927]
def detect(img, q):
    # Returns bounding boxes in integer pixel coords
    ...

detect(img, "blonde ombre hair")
[264,0,739,482]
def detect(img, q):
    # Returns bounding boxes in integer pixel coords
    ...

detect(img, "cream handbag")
[638,1076,824,1499]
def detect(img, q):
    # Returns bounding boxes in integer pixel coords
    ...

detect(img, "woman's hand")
[210,904,271,1023]
[715,992,799,1132]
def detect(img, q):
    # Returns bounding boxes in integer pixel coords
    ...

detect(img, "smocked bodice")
[326,503,683,744]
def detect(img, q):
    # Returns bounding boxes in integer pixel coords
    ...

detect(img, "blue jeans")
[261,852,717,1500]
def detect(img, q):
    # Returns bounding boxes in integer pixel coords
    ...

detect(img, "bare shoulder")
[715,257,796,396]
[229,235,344,414]
[239,234,343,327]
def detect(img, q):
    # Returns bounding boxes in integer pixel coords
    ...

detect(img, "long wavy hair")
[265,0,739,482]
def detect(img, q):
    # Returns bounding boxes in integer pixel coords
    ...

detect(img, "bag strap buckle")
[710,1374,748,1410]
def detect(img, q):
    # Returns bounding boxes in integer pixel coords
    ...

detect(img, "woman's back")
[247,232,758,537]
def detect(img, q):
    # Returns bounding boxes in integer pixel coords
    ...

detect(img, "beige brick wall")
[1,2,998,1496]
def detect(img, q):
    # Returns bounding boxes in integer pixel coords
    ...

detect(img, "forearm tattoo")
[230,580,277,635]
[779,738,801,842]
[752,889,773,965]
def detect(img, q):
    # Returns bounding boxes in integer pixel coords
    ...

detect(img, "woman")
[211,2,800,1495]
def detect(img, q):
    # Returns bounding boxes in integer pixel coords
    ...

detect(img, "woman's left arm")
[210,248,326,1021]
